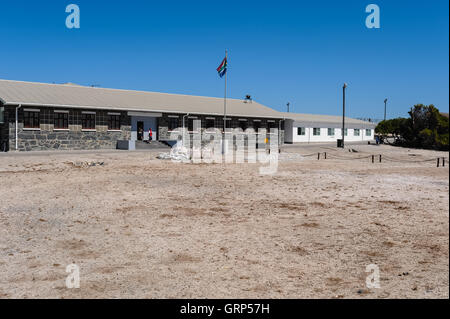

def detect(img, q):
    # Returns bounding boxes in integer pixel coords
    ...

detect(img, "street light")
[341,83,347,148]
[384,98,388,121]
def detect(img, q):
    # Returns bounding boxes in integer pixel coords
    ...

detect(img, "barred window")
[188,119,194,132]
[82,113,96,130]
[328,128,335,136]
[54,112,68,129]
[24,111,40,129]
[239,120,248,131]
[354,129,360,136]
[168,117,179,131]
[205,119,215,130]
[267,121,276,132]
[108,115,121,131]
[297,127,305,135]
[313,128,321,136]
[0,106,4,124]
[366,129,372,136]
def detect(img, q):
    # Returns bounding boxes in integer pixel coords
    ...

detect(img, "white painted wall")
[285,121,375,143]
[131,116,158,141]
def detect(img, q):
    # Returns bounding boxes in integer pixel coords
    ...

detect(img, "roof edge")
[0,79,262,105]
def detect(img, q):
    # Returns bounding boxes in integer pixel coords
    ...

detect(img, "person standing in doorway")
[149,128,153,142]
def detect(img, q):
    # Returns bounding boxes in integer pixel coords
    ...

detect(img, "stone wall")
[7,107,131,151]
[2,107,283,152]
[0,104,8,151]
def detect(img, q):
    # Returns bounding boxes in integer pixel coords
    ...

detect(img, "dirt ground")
[0,143,448,299]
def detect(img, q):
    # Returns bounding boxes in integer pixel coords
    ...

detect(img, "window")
[239,120,248,131]
[108,115,121,131]
[267,121,276,132]
[297,127,305,135]
[0,106,4,124]
[354,129,360,136]
[366,129,372,136]
[54,112,68,129]
[168,117,179,131]
[313,128,321,136]
[205,118,215,130]
[188,118,199,132]
[82,113,96,130]
[24,110,40,129]
[253,121,261,132]
[327,128,335,136]
[344,128,348,136]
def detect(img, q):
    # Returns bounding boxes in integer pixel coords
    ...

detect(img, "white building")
[283,112,376,144]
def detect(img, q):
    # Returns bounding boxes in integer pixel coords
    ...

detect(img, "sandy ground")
[0,143,448,299]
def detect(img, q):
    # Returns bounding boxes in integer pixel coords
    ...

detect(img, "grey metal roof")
[281,112,376,129]
[0,79,376,127]
[0,79,283,119]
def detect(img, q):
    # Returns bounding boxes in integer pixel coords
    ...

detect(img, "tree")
[375,104,449,150]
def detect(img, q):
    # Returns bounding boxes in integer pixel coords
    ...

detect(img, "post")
[318,153,320,160]
[341,83,347,148]
[372,155,374,163]
[222,50,228,155]
[287,102,290,113]
[437,158,440,167]
[443,158,445,167]
[384,99,388,122]
[223,50,228,134]
[324,152,327,159]
[379,155,382,163]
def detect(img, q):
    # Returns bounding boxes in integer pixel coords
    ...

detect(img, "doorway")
[137,121,144,141]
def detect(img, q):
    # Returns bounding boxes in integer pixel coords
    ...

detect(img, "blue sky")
[0,0,448,119]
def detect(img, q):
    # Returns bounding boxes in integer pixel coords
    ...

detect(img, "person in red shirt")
[148,128,153,142]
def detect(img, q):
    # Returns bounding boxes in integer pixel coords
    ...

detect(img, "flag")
[216,57,227,78]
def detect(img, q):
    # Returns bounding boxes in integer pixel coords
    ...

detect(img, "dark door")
[137,121,144,141]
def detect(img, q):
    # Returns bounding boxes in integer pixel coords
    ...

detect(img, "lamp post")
[287,102,290,113]
[341,83,347,148]
[384,98,388,121]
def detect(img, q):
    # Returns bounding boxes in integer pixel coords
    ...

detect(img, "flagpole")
[223,49,228,133]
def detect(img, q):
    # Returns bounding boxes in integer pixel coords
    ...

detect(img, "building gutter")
[278,117,285,145]
[182,113,190,144]
[15,104,22,151]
